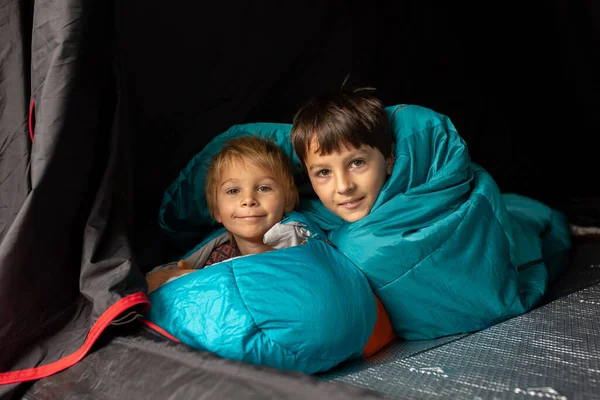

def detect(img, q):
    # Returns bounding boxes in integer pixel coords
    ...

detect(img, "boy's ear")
[214,213,222,223]
[284,195,297,213]
[385,151,395,175]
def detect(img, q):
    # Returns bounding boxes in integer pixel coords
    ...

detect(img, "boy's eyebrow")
[255,175,277,182]
[219,176,277,187]
[220,179,238,187]
[308,163,329,171]
[307,149,369,171]
[350,148,369,157]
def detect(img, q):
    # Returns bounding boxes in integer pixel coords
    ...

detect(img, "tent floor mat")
[20,322,383,400]
[21,239,600,400]
[321,238,600,399]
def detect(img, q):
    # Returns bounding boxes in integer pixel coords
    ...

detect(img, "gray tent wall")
[1,0,599,398]
[0,0,148,394]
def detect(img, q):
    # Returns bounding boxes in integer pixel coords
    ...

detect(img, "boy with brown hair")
[291,83,570,342]
[291,86,395,223]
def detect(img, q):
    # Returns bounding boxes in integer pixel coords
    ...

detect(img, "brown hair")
[290,86,392,166]
[205,136,298,220]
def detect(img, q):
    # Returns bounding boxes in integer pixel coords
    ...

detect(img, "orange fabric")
[362,296,396,357]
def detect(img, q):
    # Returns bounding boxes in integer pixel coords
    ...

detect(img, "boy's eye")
[257,185,272,193]
[225,188,240,195]
[316,169,331,177]
[350,159,365,168]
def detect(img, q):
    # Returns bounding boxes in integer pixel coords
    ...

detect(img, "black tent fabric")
[1,0,599,399]
[0,0,148,391]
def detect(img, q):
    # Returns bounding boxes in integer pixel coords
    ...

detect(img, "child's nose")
[241,195,258,207]
[335,173,355,194]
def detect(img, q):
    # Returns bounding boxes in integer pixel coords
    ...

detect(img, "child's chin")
[338,210,368,223]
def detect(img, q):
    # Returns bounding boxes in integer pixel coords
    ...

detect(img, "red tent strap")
[0,292,149,385]
[29,98,35,142]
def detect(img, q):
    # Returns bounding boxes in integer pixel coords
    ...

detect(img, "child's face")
[214,161,287,245]
[304,138,394,222]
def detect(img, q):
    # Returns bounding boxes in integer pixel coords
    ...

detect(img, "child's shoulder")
[263,211,326,250]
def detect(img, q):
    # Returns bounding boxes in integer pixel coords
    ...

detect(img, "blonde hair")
[205,136,299,220]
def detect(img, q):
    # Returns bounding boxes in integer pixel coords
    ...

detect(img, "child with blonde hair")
[146,136,298,292]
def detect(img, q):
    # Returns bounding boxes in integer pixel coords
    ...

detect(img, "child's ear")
[284,191,299,213]
[284,198,295,213]
[214,213,222,223]
[385,151,395,175]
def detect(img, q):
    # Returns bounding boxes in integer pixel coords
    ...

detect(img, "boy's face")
[214,161,286,244]
[304,138,394,222]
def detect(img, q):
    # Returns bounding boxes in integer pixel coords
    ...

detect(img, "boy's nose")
[241,195,258,207]
[335,173,355,194]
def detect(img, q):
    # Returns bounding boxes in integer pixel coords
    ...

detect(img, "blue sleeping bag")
[299,105,571,339]
[150,103,571,373]
[149,207,378,373]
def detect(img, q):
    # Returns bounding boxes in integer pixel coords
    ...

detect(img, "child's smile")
[215,161,287,253]
[305,139,394,222]
[339,196,366,209]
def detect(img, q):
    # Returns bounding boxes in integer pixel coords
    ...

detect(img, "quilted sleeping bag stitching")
[153,103,571,363]
[146,212,378,374]
[299,105,571,339]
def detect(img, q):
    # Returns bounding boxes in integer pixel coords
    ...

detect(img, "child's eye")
[350,159,365,168]
[225,188,240,195]
[316,169,331,178]
[257,185,272,193]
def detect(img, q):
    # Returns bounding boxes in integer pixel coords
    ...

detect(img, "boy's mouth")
[235,214,266,220]
[338,197,365,209]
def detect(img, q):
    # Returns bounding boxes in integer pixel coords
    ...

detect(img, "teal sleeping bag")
[153,103,571,369]
[147,212,378,374]
[299,105,571,339]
